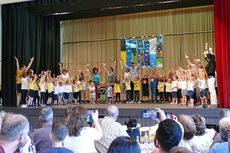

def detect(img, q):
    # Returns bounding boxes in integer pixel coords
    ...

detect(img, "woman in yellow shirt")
[14,56,34,106]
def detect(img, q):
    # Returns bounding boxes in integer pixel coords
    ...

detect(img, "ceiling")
[0,0,32,5]
[25,0,213,20]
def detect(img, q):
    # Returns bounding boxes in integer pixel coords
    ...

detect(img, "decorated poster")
[120,51,126,67]
[121,36,163,68]
[156,35,163,68]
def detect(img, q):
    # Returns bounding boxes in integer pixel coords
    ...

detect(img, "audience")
[108,136,141,153]
[95,105,129,153]
[178,115,204,152]
[209,128,230,153]
[209,117,230,153]
[42,122,73,153]
[64,106,102,153]
[1,106,230,153]
[191,114,213,152]
[169,146,192,153]
[0,113,33,153]
[126,119,140,142]
[32,107,53,153]
[155,119,183,153]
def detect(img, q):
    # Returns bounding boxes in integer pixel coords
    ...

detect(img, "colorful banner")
[121,36,163,68]
[156,35,163,68]
[149,38,157,67]
[120,51,126,67]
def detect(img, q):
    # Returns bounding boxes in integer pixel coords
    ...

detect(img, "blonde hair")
[219,117,230,141]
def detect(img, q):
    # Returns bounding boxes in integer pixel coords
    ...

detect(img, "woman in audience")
[108,136,141,153]
[213,110,230,143]
[178,114,203,152]
[64,106,102,153]
[209,117,230,152]
[209,123,230,153]
[126,119,140,142]
[191,114,214,152]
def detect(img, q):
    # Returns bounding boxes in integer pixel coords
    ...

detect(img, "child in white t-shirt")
[171,75,178,104]
[180,75,188,105]
[88,80,96,103]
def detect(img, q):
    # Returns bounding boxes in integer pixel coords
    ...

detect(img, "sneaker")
[21,104,27,108]
[138,101,141,104]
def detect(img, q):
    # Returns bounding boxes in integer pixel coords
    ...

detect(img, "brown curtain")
[62,5,214,99]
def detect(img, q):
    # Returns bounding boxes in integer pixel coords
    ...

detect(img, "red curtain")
[214,0,230,108]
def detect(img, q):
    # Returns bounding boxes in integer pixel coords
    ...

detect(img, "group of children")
[15,43,217,108]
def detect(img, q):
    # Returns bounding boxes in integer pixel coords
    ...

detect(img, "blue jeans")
[151,87,157,101]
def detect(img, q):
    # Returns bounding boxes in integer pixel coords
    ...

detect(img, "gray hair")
[219,117,230,141]
[39,107,53,123]
[0,113,29,141]
[105,105,119,119]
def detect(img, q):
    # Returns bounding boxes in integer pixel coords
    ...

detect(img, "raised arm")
[99,64,104,75]
[113,60,116,73]
[102,63,109,74]
[26,57,34,70]
[14,56,20,71]
[59,63,62,75]
[86,64,93,75]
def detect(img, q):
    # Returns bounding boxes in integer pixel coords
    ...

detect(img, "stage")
[0,103,221,130]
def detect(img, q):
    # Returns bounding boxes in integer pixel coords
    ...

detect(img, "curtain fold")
[214,0,230,108]
[2,5,60,106]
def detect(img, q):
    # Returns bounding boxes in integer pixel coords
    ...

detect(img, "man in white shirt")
[95,105,129,153]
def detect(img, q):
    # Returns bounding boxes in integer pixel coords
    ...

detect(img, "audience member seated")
[64,106,102,153]
[213,109,230,143]
[191,114,213,152]
[126,119,140,142]
[95,105,129,153]
[178,115,203,153]
[32,107,53,153]
[169,146,192,153]
[154,119,183,153]
[209,117,230,153]
[108,136,141,153]
[0,113,33,153]
[42,122,73,153]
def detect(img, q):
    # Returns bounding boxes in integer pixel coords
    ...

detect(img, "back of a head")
[0,113,29,141]
[156,119,183,153]
[219,117,230,141]
[39,107,53,123]
[66,106,88,137]
[108,136,141,153]
[169,146,192,153]
[105,105,119,119]
[51,122,69,142]
[178,115,196,140]
[128,119,137,128]
[192,114,206,136]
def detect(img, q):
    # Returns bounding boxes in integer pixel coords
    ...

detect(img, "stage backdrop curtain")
[214,0,230,108]
[2,5,60,106]
[62,5,214,98]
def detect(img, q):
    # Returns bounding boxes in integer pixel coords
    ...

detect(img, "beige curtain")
[62,5,214,98]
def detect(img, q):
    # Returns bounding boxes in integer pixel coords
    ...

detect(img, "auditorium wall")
[62,5,214,87]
